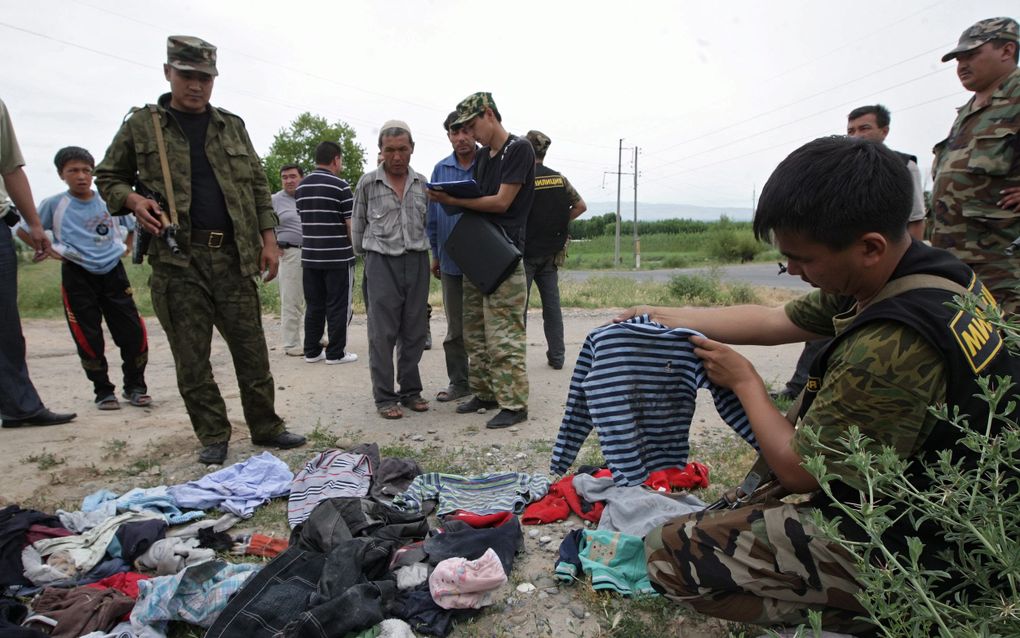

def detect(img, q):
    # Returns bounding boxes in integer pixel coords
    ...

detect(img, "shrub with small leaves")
[799,293,1020,638]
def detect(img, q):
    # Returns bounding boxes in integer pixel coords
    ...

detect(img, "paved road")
[560,262,813,291]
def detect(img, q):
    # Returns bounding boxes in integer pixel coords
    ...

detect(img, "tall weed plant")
[704,216,767,263]
[800,295,1020,638]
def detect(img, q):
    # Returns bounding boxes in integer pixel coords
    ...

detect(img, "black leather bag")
[444,213,522,294]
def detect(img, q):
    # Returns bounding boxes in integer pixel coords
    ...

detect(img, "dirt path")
[5,308,802,637]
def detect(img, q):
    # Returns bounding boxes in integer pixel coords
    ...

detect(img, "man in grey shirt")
[846,104,927,240]
[352,120,431,419]
[272,163,305,355]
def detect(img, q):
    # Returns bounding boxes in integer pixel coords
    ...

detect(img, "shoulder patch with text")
[534,175,566,190]
[949,275,1004,374]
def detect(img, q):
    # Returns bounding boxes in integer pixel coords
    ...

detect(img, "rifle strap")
[147,105,179,227]
[860,273,970,311]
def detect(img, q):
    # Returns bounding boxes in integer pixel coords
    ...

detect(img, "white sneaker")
[304,351,326,363]
[326,352,358,365]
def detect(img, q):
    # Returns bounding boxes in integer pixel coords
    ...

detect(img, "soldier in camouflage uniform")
[95,36,305,464]
[428,93,535,429]
[618,136,1020,633]
[931,17,1020,313]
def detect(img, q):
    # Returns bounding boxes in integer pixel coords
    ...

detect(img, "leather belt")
[277,242,300,249]
[191,229,234,248]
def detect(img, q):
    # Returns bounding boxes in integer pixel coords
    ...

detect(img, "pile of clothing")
[2,433,716,638]
[0,445,558,638]
[1,452,295,638]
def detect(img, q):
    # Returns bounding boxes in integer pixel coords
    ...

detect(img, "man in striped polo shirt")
[352,120,431,419]
[297,141,357,365]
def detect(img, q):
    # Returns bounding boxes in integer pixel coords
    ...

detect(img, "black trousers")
[61,260,147,399]
[303,264,353,360]
[0,227,45,420]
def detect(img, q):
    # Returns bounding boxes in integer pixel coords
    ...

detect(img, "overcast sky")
[1,0,1015,212]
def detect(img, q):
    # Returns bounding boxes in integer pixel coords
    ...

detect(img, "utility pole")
[633,146,640,270]
[615,138,623,267]
[604,140,635,267]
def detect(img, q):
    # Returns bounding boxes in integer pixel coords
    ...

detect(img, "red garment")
[520,489,570,525]
[522,472,610,525]
[24,524,73,545]
[246,533,289,558]
[84,572,149,599]
[643,462,710,492]
[443,511,515,529]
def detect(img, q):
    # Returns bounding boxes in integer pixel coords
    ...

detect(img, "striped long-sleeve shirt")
[550,315,758,486]
[297,168,354,269]
[391,472,551,516]
[287,450,373,528]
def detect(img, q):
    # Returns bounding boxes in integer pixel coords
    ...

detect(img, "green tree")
[262,112,367,191]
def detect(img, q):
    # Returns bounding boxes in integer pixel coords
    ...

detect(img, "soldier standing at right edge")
[96,36,306,464]
[931,17,1020,313]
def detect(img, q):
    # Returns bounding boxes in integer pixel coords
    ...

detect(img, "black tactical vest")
[798,241,1020,573]
[524,164,574,258]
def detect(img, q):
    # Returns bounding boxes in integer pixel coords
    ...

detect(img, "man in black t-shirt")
[427,92,535,429]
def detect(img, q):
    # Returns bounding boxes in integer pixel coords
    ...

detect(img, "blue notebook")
[426,179,483,199]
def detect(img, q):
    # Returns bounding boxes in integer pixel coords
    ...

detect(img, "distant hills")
[586,201,753,222]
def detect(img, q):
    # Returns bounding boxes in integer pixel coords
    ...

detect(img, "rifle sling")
[148,105,179,228]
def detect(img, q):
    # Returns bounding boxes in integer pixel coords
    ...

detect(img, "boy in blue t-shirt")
[18,147,150,410]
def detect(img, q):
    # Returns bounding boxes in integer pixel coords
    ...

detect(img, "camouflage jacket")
[931,67,1020,264]
[95,93,277,276]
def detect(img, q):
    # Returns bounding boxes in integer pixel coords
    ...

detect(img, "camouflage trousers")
[462,262,528,411]
[150,244,284,446]
[969,261,1020,315]
[645,501,873,634]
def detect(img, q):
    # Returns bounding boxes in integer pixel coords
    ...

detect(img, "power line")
[75,0,447,115]
[0,19,451,147]
[643,41,953,158]
[0,21,151,70]
[628,0,950,141]
[645,90,962,189]
[641,71,958,183]
[74,0,620,153]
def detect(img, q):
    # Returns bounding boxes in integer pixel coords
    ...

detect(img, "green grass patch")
[22,450,65,471]
[16,227,780,320]
[564,225,779,271]
[16,257,154,319]
[690,434,759,503]
[558,276,680,309]
[101,439,128,460]
[306,421,342,450]
[668,273,760,306]
[15,255,440,320]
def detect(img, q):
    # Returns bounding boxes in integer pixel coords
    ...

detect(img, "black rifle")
[131,182,181,264]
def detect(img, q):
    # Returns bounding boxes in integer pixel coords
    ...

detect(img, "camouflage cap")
[167,35,218,76]
[525,130,551,154]
[452,92,497,126]
[941,17,1019,62]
